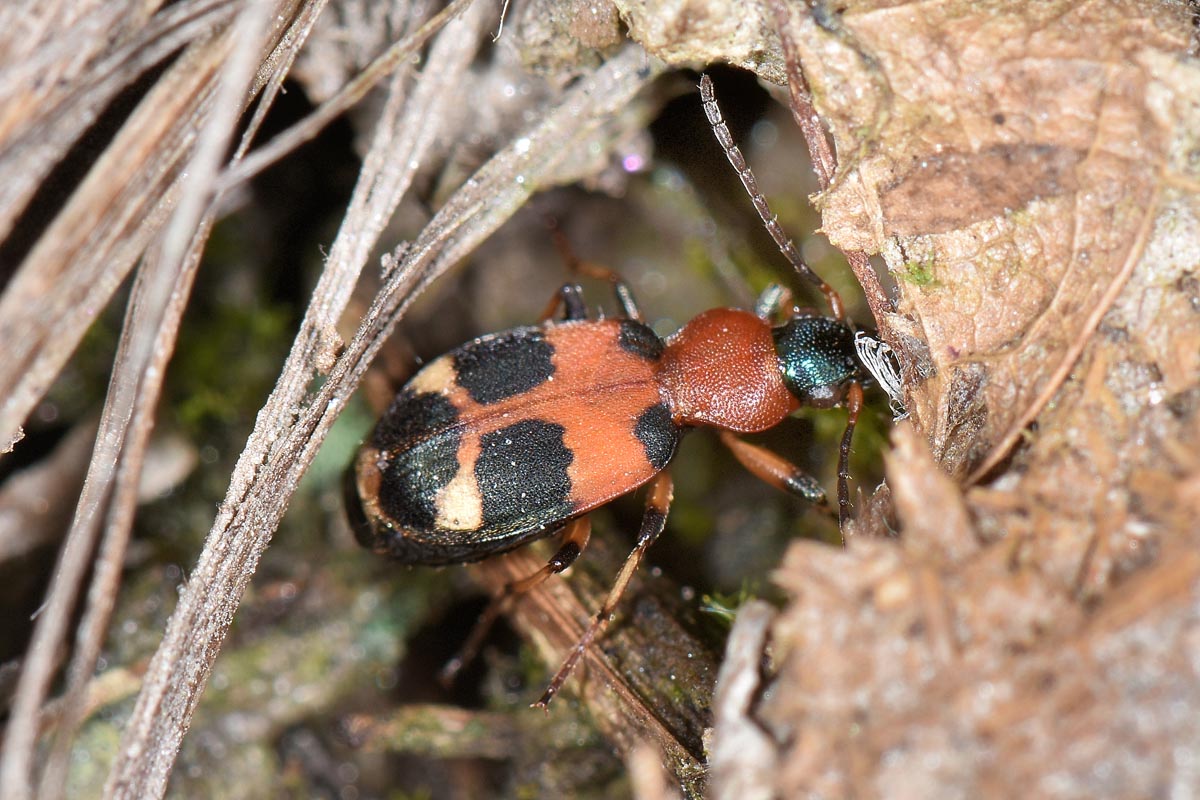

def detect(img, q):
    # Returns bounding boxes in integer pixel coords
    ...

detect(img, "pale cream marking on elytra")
[435,463,484,531]
[409,355,456,395]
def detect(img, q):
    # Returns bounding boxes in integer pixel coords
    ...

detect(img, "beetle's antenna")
[702,73,869,536]
[699,74,846,321]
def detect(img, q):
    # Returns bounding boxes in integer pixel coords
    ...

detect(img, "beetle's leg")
[534,471,674,709]
[574,261,642,321]
[754,283,795,324]
[537,283,589,323]
[440,517,592,686]
[547,224,643,321]
[836,381,864,534]
[717,430,835,520]
[700,74,846,321]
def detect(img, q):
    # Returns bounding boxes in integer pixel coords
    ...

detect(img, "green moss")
[699,582,759,627]
[896,257,938,287]
[168,303,291,436]
[65,712,122,798]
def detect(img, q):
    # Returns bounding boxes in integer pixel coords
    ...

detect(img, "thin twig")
[217,0,473,191]
[0,0,241,242]
[101,0,490,789]
[470,540,715,798]
[32,9,278,800]
[0,11,281,798]
[0,0,268,454]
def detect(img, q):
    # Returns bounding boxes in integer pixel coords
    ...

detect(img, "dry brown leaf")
[708,2,1200,796]
[801,0,1190,480]
[616,0,787,83]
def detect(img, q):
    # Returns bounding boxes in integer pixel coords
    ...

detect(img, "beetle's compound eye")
[772,316,861,407]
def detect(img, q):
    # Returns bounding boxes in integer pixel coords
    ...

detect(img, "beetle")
[344,75,870,708]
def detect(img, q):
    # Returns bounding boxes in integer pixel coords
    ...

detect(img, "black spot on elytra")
[454,328,555,404]
[477,419,573,533]
[370,388,458,451]
[634,404,679,471]
[376,431,463,535]
[618,320,664,361]
[371,389,462,534]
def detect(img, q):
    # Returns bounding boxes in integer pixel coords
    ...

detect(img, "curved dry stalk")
[0,0,240,240]
[29,3,336,789]
[0,8,282,800]
[0,0,276,455]
[98,3,490,794]
[219,0,474,189]
[2,0,469,795]
[32,11,283,800]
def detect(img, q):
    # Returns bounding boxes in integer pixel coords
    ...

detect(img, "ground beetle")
[345,75,870,707]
